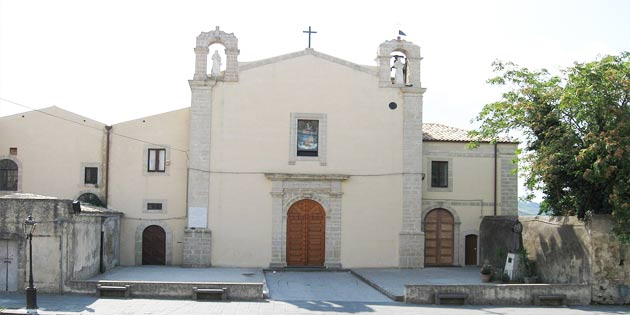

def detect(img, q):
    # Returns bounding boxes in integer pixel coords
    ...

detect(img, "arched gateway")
[286,199,325,266]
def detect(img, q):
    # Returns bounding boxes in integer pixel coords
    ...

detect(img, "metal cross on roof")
[302,26,317,48]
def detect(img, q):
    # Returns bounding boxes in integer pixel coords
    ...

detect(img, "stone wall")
[405,283,591,305]
[479,216,521,268]
[0,194,121,293]
[521,215,630,304]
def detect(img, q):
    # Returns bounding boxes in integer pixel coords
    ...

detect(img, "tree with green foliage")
[470,52,630,242]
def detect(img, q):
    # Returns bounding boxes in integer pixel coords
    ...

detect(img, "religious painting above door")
[297,119,319,156]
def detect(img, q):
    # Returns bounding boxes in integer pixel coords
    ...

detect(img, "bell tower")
[184,26,239,267]
[378,38,427,268]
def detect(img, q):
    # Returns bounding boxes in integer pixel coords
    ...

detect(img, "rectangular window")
[431,161,448,188]
[147,202,163,211]
[297,119,319,157]
[84,167,98,184]
[148,148,166,172]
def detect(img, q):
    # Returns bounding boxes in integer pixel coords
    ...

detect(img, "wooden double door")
[286,200,325,267]
[424,208,454,266]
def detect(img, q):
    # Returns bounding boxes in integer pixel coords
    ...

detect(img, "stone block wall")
[182,228,212,267]
[521,215,630,304]
[479,216,521,268]
[0,194,121,293]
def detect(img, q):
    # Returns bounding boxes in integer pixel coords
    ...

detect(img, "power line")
[1,96,426,178]
[0,97,189,154]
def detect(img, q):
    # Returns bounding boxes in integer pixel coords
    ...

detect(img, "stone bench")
[435,292,468,305]
[192,287,227,301]
[97,284,131,298]
[534,294,567,306]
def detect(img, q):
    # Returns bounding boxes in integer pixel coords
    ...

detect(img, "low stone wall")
[68,280,263,300]
[521,215,630,304]
[405,284,591,305]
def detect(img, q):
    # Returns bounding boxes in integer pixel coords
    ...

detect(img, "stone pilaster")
[399,91,425,268]
[187,80,215,229]
[182,228,212,267]
[500,149,518,216]
[378,37,426,268]
[184,75,215,267]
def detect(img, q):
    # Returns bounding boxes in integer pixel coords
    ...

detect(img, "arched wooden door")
[142,225,166,265]
[286,199,325,266]
[424,208,454,266]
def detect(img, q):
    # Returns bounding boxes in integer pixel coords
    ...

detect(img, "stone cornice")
[239,49,377,76]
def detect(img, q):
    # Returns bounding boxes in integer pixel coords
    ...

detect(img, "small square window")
[9,147,17,155]
[147,202,163,211]
[148,148,166,172]
[431,161,448,188]
[297,119,319,157]
[84,167,98,184]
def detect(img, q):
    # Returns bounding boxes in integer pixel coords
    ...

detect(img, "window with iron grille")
[84,167,98,184]
[148,148,166,172]
[0,159,18,191]
[431,161,449,188]
[147,203,163,211]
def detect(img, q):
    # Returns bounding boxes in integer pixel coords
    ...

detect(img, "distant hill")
[518,200,541,216]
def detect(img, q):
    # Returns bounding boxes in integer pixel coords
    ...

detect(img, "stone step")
[534,294,567,306]
[435,292,468,305]
[192,286,227,301]
[97,284,131,298]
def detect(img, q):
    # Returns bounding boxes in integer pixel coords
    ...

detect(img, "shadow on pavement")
[0,293,97,313]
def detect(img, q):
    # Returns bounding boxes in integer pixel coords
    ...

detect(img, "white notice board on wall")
[188,207,207,228]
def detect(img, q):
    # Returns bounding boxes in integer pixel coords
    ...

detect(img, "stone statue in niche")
[211,50,222,77]
[392,55,405,85]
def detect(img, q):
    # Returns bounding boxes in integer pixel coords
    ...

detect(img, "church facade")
[0,27,518,270]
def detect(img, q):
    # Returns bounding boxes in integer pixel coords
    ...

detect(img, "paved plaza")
[265,271,391,302]
[1,293,629,315]
[353,266,482,297]
[86,266,264,283]
[2,268,629,314]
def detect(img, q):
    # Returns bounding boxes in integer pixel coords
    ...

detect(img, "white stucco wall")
[206,53,405,267]
[0,106,105,200]
[109,108,189,265]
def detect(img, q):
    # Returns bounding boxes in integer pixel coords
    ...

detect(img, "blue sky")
[1,0,629,200]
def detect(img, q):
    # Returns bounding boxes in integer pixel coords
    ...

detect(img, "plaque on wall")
[188,207,208,228]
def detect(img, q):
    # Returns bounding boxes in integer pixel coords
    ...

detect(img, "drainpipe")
[493,143,498,216]
[105,126,112,207]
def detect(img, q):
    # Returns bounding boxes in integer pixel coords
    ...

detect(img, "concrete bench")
[97,284,131,298]
[534,294,567,306]
[435,292,468,305]
[192,287,227,301]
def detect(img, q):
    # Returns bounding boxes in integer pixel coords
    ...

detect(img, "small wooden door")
[286,199,325,266]
[424,208,454,266]
[0,240,18,292]
[465,234,478,265]
[142,225,166,265]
